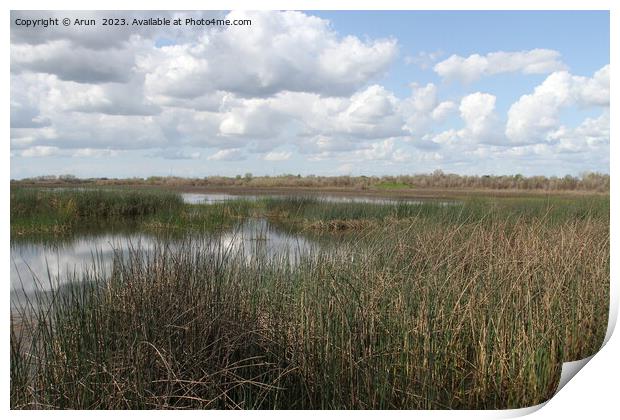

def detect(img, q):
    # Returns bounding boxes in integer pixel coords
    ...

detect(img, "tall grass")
[10,202,609,409]
[10,188,258,237]
[11,188,183,235]
[263,195,609,230]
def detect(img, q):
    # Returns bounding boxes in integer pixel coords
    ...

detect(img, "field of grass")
[10,188,609,409]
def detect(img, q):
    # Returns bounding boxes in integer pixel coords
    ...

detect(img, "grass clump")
[263,195,609,231]
[11,188,184,235]
[10,188,260,237]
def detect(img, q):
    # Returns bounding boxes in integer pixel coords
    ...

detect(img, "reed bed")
[11,188,183,234]
[10,188,257,237]
[10,196,609,409]
[263,195,609,230]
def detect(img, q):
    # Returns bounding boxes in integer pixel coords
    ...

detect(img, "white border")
[3,1,616,419]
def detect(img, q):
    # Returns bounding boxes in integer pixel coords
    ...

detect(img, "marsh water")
[10,218,316,307]
[180,192,451,205]
[10,193,455,307]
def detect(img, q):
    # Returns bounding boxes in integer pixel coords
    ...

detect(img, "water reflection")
[182,193,240,204]
[12,192,458,306]
[182,192,456,205]
[10,219,314,305]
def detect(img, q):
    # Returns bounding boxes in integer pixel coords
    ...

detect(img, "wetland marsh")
[10,186,609,409]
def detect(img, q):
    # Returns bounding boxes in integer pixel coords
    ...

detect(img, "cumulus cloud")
[10,73,160,139]
[505,65,609,144]
[405,50,444,69]
[400,83,456,138]
[431,101,456,121]
[337,163,354,174]
[207,148,246,161]
[428,92,500,146]
[139,11,397,99]
[151,149,201,160]
[10,102,50,129]
[548,111,609,153]
[72,148,119,158]
[330,139,413,164]
[11,40,138,84]
[219,98,290,138]
[400,83,456,141]
[9,10,609,177]
[20,146,61,157]
[10,112,168,151]
[458,92,500,143]
[434,49,566,83]
[327,85,405,139]
[186,85,405,155]
[352,139,396,160]
[10,9,403,160]
[263,151,292,161]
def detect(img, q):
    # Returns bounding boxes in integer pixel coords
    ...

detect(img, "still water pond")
[181,192,454,205]
[10,218,314,306]
[11,193,458,306]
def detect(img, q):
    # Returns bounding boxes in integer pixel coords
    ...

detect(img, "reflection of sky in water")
[11,233,155,294]
[10,219,314,304]
[12,194,458,306]
[182,193,239,204]
[219,218,313,262]
[182,193,457,205]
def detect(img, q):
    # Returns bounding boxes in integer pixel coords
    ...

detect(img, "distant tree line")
[12,171,609,192]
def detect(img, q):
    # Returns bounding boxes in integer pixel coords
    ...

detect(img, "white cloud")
[505,65,609,144]
[431,101,456,121]
[22,73,159,117]
[219,98,290,138]
[331,85,404,139]
[405,50,444,69]
[211,85,404,154]
[430,129,460,146]
[11,40,137,84]
[72,148,119,158]
[434,49,566,83]
[353,139,396,160]
[392,148,412,162]
[11,112,168,151]
[548,111,609,153]
[337,163,354,174]
[263,151,292,161]
[151,149,201,160]
[139,11,397,99]
[428,92,500,146]
[207,148,246,161]
[20,146,60,157]
[401,83,456,139]
[458,92,499,142]
[345,139,413,163]
[9,10,609,177]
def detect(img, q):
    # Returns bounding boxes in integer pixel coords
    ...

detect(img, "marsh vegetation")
[10,187,609,409]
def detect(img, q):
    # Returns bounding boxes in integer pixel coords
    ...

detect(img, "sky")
[9,10,610,179]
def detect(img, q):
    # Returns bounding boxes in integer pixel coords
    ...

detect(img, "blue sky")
[316,11,609,114]
[10,10,610,178]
